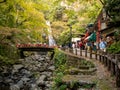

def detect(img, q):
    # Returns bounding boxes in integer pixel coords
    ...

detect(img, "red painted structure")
[16,44,55,58]
[16,43,56,48]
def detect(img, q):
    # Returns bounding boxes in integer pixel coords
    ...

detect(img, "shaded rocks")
[0,52,54,90]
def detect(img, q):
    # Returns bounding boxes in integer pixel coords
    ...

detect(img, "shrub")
[107,41,120,54]
[53,49,67,73]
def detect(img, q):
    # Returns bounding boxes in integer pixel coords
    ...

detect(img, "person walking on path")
[99,38,107,52]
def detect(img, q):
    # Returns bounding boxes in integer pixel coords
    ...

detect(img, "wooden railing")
[62,48,120,87]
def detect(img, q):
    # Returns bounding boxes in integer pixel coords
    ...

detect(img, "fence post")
[116,63,120,87]
[105,56,107,66]
[111,62,115,76]
[90,49,92,59]
[101,51,104,63]
[95,50,97,60]
[75,48,77,55]
[115,54,120,62]
[85,49,87,57]
[0,46,1,55]
[69,48,73,53]
[80,49,82,56]
[108,60,111,71]
[99,51,102,62]
[103,54,106,64]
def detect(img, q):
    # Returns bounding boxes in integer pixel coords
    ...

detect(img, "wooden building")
[93,7,120,42]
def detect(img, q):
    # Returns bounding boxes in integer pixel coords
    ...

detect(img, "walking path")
[86,57,117,90]
[64,49,119,90]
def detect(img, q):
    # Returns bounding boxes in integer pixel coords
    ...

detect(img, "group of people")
[72,40,97,51]
[72,37,111,53]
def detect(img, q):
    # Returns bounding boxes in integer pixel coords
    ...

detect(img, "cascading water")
[46,21,56,46]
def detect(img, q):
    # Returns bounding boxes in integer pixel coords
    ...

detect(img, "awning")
[85,32,96,42]
[88,32,96,42]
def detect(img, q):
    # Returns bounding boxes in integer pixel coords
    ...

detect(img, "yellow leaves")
[11,0,47,29]
[0,27,12,37]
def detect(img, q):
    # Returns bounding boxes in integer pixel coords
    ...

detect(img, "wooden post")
[115,54,120,62]
[75,48,77,55]
[90,49,92,59]
[108,60,111,71]
[69,48,73,53]
[101,55,103,63]
[72,48,74,53]
[111,62,116,75]
[85,49,87,57]
[79,48,81,56]
[105,56,107,66]
[95,50,97,60]
[116,63,120,87]
[80,49,82,56]
[101,51,105,64]
[99,51,101,62]
[0,46,1,55]
[106,53,110,67]
[102,54,105,64]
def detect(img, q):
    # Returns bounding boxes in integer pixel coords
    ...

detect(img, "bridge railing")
[16,43,57,48]
[62,48,120,87]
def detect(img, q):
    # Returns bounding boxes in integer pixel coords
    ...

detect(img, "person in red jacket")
[79,41,84,50]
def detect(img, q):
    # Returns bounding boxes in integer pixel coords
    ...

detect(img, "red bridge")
[16,44,55,58]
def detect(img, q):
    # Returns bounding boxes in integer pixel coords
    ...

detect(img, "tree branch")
[0,0,6,3]
[99,0,105,5]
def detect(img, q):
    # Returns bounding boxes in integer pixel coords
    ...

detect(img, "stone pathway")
[63,50,119,90]
[79,56,118,90]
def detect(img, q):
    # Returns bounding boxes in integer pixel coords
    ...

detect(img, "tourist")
[99,38,107,52]
[79,41,84,50]
[86,41,92,51]
[72,42,76,49]
[91,42,96,51]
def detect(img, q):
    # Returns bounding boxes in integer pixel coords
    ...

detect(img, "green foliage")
[69,81,77,89]
[53,49,67,73]
[0,0,46,29]
[79,84,94,89]
[0,26,31,65]
[52,49,68,90]
[0,26,30,44]
[52,72,64,90]
[58,30,70,45]
[59,84,67,90]
[54,49,67,67]
[104,0,120,22]
[0,55,17,65]
[0,0,103,65]
[54,6,65,21]
[107,41,120,54]
[80,60,95,68]
[50,0,101,45]
[54,72,64,86]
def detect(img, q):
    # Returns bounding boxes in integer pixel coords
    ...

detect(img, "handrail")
[62,48,120,87]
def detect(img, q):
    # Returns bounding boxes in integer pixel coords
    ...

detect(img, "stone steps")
[65,67,97,75]
[62,75,97,90]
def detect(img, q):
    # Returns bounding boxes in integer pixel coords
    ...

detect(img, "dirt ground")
[86,58,119,90]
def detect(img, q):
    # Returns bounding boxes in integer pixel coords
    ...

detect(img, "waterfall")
[46,21,56,46]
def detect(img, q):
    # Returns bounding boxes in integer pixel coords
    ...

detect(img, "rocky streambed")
[0,52,55,90]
